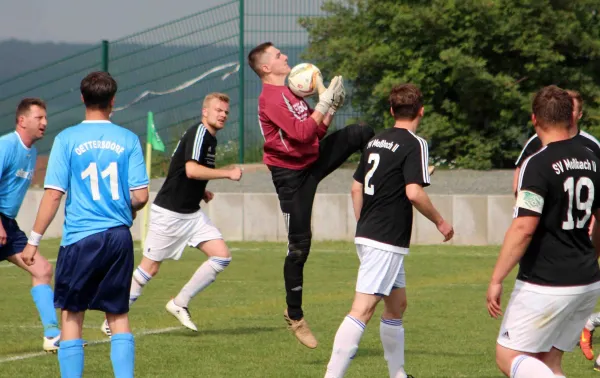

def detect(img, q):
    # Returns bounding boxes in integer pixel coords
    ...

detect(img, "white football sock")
[129,266,152,306]
[325,315,365,378]
[173,257,231,308]
[380,318,407,378]
[510,355,555,378]
[588,312,600,329]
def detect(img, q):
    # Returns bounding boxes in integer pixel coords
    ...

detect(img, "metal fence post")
[101,40,109,72]
[238,0,245,164]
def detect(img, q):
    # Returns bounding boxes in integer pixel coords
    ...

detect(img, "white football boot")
[165,299,198,331]
[101,318,112,338]
[43,334,60,353]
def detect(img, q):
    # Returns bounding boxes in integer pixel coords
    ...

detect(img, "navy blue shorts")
[54,226,134,314]
[0,213,27,261]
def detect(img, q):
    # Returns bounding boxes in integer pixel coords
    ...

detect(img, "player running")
[22,71,149,378]
[247,41,374,348]
[488,85,600,378]
[101,92,242,336]
[0,98,60,352]
[324,83,453,378]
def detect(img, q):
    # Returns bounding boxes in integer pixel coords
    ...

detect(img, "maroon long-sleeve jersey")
[258,83,328,170]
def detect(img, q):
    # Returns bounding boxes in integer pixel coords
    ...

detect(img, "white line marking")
[0,326,181,364]
[0,259,57,269]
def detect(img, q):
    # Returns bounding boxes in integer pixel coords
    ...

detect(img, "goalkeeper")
[247,42,374,349]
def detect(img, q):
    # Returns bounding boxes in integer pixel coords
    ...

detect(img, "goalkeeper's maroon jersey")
[258,83,328,170]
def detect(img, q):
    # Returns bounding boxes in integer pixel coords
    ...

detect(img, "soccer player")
[100,92,242,336]
[512,91,600,363]
[324,84,453,378]
[21,71,149,378]
[487,85,600,378]
[0,98,60,352]
[248,41,375,348]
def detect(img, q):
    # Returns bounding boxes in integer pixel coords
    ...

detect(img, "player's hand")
[486,282,503,318]
[315,76,343,115]
[203,190,214,203]
[0,224,6,246]
[228,167,243,181]
[331,77,346,111]
[437,220,454,242]
[22,244,38,266]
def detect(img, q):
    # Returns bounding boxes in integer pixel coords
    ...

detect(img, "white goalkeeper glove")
[315,76,344,115]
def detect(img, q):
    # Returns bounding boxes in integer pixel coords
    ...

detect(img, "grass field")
[0,240,599,377]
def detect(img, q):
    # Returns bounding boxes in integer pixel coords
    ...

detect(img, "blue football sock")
[58,339,84,378]
[31,284,60,338]
[111,333,135,378]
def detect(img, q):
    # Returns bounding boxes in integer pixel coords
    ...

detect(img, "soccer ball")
[287,63,323,98]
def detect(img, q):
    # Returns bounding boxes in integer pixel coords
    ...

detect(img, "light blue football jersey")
[44,120,149,246]
[0,132,37,219]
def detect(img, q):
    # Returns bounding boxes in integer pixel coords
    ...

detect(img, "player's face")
[264,46,290,76]
[203,99,230,130]
[19,105,47,141]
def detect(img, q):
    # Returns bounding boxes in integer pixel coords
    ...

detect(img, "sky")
[0,0,225,43]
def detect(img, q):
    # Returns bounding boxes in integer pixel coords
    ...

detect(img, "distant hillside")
[0,39,98,81]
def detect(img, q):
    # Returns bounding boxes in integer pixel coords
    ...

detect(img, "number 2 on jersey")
[81,162,120,201]
[562,176,594,230]
[364,153,380,195]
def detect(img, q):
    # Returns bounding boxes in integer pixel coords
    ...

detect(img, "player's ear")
[110,97,116,107]
[202,107,208,119]
[531,114,537,128]
[80,94,85,104]
[390,107,394,118]
[419,106,425,118]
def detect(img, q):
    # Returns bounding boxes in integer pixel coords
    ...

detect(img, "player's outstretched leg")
[106,313,135,378]
[167,239,231,332]
[380,288,409,378]
[7,252,60,352]
[102,258,158,337]
[325,293,379,378]
[581,312,600,360]
[58,310,86,377]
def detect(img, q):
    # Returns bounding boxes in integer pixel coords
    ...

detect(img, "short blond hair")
[203,92,230,109]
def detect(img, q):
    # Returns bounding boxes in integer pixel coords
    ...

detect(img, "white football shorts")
[355,243,406,296]
[497,280,600,353]
[143,204,223,262]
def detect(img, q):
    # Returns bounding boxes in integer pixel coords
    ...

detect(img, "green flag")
[147,111,165,152]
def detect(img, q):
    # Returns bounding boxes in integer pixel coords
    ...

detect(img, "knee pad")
[208,256,231,273]
[287,234,312,264]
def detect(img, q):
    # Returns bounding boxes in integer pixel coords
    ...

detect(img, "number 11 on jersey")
[81,162,120,201]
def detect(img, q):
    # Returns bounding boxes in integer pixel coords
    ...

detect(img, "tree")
[300,0,600,169]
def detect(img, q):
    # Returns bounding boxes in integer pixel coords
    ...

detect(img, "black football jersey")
[515,130,600,168]
[353,128,430,252]
[154,123,216,214]
[515,138,600,286]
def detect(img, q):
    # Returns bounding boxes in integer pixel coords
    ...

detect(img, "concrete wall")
[17,190,516,246]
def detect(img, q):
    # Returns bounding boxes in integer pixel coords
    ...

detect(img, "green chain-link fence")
[0,0,363,178]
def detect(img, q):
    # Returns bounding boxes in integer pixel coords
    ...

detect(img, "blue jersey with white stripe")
[44,121,149,246]
[0,132,37,219]
[154,122,216,213]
